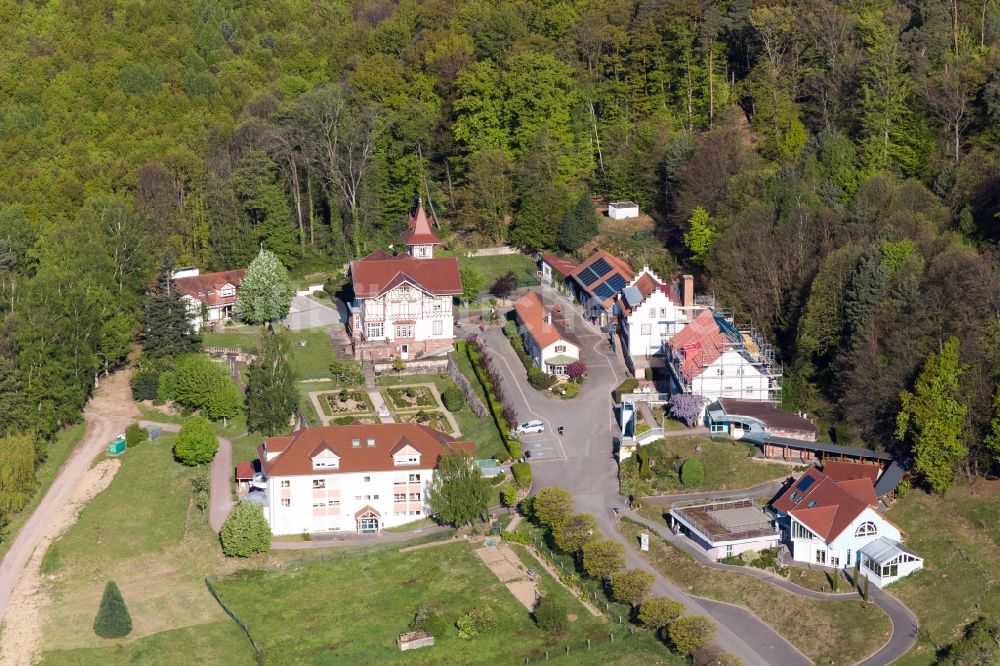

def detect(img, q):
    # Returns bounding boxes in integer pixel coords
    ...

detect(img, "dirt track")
[0,371,137,665]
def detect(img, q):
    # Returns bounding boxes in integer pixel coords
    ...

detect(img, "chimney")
[682,274,694,308]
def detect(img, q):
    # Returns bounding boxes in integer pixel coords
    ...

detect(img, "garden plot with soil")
[395,410,455,435]
[382,386,438,411]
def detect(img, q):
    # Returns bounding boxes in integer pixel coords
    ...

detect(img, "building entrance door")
[400,344,409,360]
[815,550,827,565]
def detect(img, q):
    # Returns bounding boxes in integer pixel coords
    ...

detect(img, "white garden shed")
[609,201,639,220]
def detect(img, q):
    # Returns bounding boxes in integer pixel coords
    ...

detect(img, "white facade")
[609,201,639,220]
[263,465,433,536]
[789,507,901,570]
[521,333,580,375]
[356,282,453,359]
[620,291,689,369]
[687,350,772,403]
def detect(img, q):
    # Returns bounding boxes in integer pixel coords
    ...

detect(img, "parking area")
[518,431,562,461]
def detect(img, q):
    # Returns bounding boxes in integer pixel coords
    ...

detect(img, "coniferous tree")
[142,254,200,359]
[93,580,132,638]
[556,192,600,252]
[246,334,297,435]
[234,248,293,324]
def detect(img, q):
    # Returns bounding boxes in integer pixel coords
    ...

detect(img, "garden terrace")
[318,390,375,416]
[382,386,437,411]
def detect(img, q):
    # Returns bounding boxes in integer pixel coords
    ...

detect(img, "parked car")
[515,420,545,434]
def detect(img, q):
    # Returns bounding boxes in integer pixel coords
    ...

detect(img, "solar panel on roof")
[593,283,615,300]
[591,258,612,277]
[605,274,627,292]
[623,286,643,308]
[795,475,816,491]
[578,267,601,286]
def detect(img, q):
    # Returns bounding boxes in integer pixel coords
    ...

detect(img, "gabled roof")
[668,309,730,380]
[513,291,580,350]
[235,461,255,480]
[259,425,475,477]
[540,254,579,278]
[570,250,634,310]
[174,269,246,307]
[617,267,682,316]
[350,255,461,298]
[773,467,878,543]
[400,202,442,246]
[822,460,880,483]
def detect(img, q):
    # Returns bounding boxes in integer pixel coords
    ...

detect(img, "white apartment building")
[257,424,475,535]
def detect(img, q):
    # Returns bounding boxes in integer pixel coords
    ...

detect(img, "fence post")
[587,639,591,650]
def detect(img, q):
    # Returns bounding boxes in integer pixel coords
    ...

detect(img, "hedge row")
[458,338,522,459]
[504,318,558,391]
[511,462,532,488]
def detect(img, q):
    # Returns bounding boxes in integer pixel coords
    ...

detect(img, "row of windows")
[393,493,421,502]
[313,500,341,508]
[284,473,421,491]
[394,510,422,516]
[367,322,445,338]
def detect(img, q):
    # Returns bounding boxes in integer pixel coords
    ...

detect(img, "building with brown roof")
[256,424,475,535]
[539,254,579,294]
[512,291,581,375]
[347,201,461,361]
[770,467,922,586]
[706,398,817,441]
[567,250,635,327]
[172,267,246,331]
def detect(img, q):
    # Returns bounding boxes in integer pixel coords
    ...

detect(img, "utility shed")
[608,201,639,220]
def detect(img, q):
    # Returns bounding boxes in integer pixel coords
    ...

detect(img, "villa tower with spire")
[346,201,461,362]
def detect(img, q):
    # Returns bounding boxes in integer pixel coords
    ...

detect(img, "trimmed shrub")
[680,457,705,486]
[124,422,148,448]
[507,440,523,459]
[612,378,639,403]
[411,605,450,638]
[533,595,568,633]
[668,615,717,656]
[220,500,272,557]
[528,370,558,390]
[441,385,464,412]
[93,580,132,638]
[457,605,496,638]
[130,372,159,401]
[173,416,218,466]
[503,320,517,338]
[511,462,532,488]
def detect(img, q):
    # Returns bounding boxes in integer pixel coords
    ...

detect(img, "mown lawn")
[629,436,792,496]
[887,480,1000,665]
[0,423,87,561]
[454,253,538,289]
[213,539,677,665]
[379,371,506,460]
[203,327,334,380]
[619,520,891,666]
[37,436,253,661]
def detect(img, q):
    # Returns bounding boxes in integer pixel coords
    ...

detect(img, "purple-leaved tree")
[667,394,704,428]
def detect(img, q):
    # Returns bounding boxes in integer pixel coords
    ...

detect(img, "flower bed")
[382,386,437,411]
[395,410,453,434]
[318,390,375,416]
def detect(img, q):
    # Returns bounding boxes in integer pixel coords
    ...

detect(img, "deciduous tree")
[582,539,625,580]
[610,569,655,609]
[234,248,294,324]
[246,334,298,435]
[0,433,36,513]
[668,615,717,656]
[638,596,686,630]
[532,486,573,529]
[220,500,272,557]
[552,512,597,556]
[173,416,219,466]
[427,451,490,526]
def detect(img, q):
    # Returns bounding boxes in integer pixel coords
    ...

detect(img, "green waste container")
[108,438,126,455]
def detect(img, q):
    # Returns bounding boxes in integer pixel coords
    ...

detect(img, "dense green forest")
[1,0,999,488]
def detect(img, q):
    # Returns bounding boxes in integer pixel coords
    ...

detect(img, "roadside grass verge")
[37,435,252,660]
[886,480,1000,665]
[0,423,87,561]
[619,519,891,666]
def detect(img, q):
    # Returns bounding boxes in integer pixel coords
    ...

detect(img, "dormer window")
[395,454,420,466]
[221,284,235,297]
[207,289,214,295]
[312,449,339,470]
[367,438,375,447]
[352,439,360,448]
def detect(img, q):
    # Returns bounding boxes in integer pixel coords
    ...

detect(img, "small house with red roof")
[666,309,782,404]
[616,268,706,376]
[567,250,635,327]
[347,202,461,361]
[256,424,475,534]
[172,267,246,331]
[512,291,581,375]
[538,254,579,294]
[771,467,922,587]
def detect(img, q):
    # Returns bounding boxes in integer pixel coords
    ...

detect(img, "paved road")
[477,286,809,666]
[140,421,234,532]
[0,372,137,624]
[282,294,342,330]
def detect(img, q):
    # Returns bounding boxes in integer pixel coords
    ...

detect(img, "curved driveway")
[476,285,917,666]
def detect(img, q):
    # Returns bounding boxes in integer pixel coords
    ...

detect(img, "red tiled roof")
[235,461,255,480]
[174,269,246,307]
[823,461,881,483]
[571,250,635,309]
[513,291,580,350]
[400,202,442,246]
[668,309,729,380]
[540,254,579,278]
[773,467,877,542]
[350,255,461,298]
[259,425,475,477]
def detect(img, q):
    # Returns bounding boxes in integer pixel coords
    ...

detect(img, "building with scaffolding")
[666,309,782,405]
